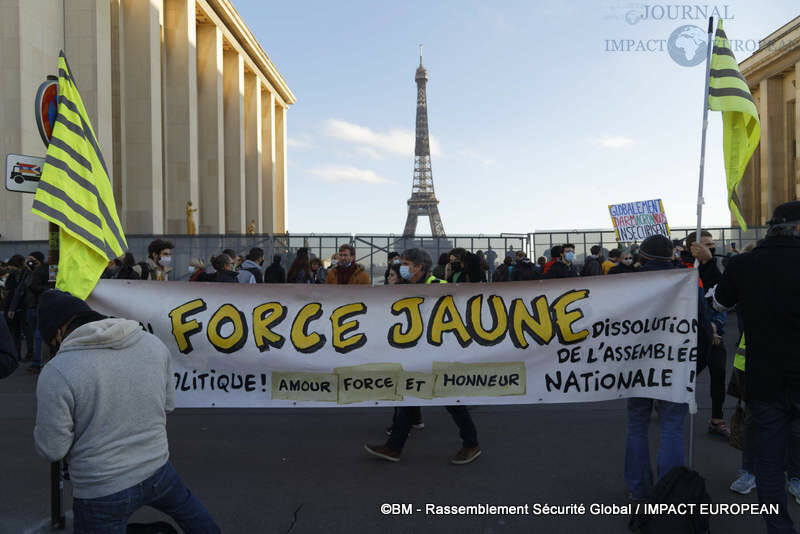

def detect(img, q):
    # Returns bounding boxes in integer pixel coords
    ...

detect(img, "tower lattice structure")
[403,46,445,237]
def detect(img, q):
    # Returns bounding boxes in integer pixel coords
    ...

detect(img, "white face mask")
[622,259,633,266]
[188,266,196,274]
[159,255,172,266]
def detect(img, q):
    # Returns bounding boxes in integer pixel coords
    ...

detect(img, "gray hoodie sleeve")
[165,347,175,413]
[34,367,75,462]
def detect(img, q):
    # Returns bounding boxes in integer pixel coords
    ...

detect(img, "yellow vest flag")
[32,51,127,299]
[707,20,760,231]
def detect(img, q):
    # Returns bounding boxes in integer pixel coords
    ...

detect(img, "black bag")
[137,261,152,281]
[629,467,711,533]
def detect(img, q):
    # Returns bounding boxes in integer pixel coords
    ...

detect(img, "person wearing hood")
[211,254,239,283]
[238,247,265,284]
[581,245,604,277]
[33,290,220,532]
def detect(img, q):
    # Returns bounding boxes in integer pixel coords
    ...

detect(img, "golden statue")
[186,201,198,235]
[248,219,256,235]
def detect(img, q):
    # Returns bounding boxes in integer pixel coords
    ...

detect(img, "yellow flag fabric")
[32,51,127,299]
[707,20,760,231]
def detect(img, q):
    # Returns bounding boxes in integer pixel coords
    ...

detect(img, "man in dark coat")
[711,201,800,534]
[263,255,286,283]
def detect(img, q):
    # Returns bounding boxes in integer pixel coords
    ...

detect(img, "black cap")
[38,289,92,344]
[639,235,674,261]
[767,201,800,225]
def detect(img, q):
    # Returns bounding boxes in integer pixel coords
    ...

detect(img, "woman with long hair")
[287,248,313,284]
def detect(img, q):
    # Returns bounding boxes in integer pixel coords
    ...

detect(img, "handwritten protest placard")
[608,199,670,242]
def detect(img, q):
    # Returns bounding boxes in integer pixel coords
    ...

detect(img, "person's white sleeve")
[33,367,75,462]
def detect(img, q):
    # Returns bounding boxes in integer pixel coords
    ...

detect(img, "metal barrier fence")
[0,227,767,283]
[0,234,530,284]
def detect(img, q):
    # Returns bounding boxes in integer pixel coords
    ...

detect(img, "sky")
[233,0,799,234]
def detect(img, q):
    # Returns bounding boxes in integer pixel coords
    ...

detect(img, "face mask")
[623,259,633,266]
[188,266,196,274]
[159,255,172,266]
[564,252,575,263]
[392,259,400,265]
[399,265,413,281]
[330,260,338,267]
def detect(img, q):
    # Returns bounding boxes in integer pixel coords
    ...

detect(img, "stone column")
[223,49,246,233]
[759,76,786,219]
[244,73,262,231]
[65,0,113,184]
[120,0,164,233]
[163,0,198,233]
[196,23,225,234]
[274,103,287,233]
[111,0,125,215]
[261,90,276,233]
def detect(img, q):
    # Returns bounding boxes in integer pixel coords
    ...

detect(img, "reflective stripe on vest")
[425,275,446,284]
[734,334,746,372]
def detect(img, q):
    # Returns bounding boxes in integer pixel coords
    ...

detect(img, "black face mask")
[709,247,716,257]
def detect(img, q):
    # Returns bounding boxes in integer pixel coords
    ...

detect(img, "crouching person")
[33,290,220,534]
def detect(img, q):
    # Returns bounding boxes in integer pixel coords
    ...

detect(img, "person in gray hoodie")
[238,247,264,284]
[34,290,220,533]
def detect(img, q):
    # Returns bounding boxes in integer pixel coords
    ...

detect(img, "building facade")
[738,16,800,225]
[0,0,294,241]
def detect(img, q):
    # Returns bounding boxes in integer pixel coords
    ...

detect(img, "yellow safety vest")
[734,334,746,372]
[425,275,446,284]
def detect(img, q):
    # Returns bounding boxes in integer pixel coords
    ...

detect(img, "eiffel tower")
[403,45,445,237]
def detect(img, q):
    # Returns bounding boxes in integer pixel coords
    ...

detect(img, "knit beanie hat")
[639,235,674,261]
[767,201,800,225]
[38,289,92,343]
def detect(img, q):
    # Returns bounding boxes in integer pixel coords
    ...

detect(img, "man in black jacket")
[24,251,48,372]
[263,255,286,283]
[544,243,578,279]
[0,312,18,379]
[711,201,800,534]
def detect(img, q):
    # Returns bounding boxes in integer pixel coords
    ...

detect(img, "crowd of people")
[3,204,800,533]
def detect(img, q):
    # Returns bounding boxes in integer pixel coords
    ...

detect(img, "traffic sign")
[5,153,44,193]
[35,78,58,148]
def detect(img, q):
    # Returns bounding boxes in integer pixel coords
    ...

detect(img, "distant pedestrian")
[187,258,211,282]
[492,256,514,282]
[602,249,619,275]
[211,254,238,283]
[325,245,370,285]
[512,253,539,281]
[608,251,636,275]
[544,244,578,279]
[542,246,561,276]
[287,248,313,284]
[238,248,265,284]
[143,239,173,281]
[384,252,400,284]
[581,246,604,277]
[264,255,285,283]
[310,257,327,284]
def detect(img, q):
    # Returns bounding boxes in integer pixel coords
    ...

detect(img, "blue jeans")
[72,461,220,534]
[750,394,800,534]
[25,308,41,367]
[625,398,688,499]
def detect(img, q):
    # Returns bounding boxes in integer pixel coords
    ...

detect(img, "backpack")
[629,467,711,534]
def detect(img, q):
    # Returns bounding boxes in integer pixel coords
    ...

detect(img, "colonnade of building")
[0,0,294,240]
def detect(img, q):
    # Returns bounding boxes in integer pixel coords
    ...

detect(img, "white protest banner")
[87,270,698,408]
[609,199,671,242]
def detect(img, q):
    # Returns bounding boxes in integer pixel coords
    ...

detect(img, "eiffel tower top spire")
[403,46,445,237]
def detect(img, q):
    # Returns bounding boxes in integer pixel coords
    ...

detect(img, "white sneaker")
[730,470,756,495]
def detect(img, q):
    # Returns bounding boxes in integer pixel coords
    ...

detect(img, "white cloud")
[288,135,313,149]
[311,165,392,185]
[456,149,495,166]
[599,136,635,148]
[323,119,442,158]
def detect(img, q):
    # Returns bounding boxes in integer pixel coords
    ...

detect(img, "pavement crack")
[285,503,304,534]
